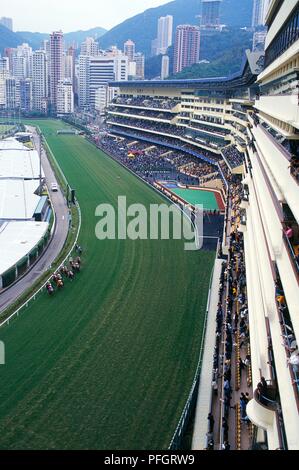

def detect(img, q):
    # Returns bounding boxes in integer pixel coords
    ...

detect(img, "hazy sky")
[1,0,172,33]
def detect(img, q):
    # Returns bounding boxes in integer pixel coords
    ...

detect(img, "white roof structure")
[0,138,27,151]
[0,148,44,179]
[0,179,41,220]
[0,221,49,276]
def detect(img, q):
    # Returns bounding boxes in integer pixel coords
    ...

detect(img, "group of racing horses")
[46,256,82,295]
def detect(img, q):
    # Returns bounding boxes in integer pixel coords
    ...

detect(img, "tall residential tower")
[173,25,201,74]
[49,31,64,112]
[201,0,222,30]
[156,15,173,55]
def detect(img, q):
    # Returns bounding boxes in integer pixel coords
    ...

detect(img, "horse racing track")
[0,120,215,450]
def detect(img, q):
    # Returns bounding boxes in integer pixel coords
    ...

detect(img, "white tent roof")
[0,138,27,151]
[0,179,41,220]
[0,221,49,275]
[0,148,44,179]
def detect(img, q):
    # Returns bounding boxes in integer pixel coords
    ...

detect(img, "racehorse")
[46,282,54,295]
[53,273,64,288]
[60,266,68,276]
[70,261,80,272]
[73,262,80,272]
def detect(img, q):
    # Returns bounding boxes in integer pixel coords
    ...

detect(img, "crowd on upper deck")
[112,96,180,110]
[222,145,244,169]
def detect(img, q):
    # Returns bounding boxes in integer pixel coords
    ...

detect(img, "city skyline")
[0,0,171,33]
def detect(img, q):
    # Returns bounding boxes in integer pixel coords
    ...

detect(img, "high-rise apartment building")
[161,55,170,80]
[16,43,33,78]
[173,25,201,74]
[201,0,222,29]
[95,85,109,116]
[0,17,13,31]
[66,46,76,92]
[78,55,90,109]
[252,0,271,28]
[4,48,14,74]
[134,53,145,80]
[5,78,19,110]
[50,31,64,112]
[151,38,158,57]
[0,68,9,108]
[32,50,48,113]
[87,54,128,109]
[12,55,26,81]
[156,15,173,55]
[80,37,99,57]
[0,57,9,73]
[19,78,33,113]
[79,51,128,110]
[124,40,136,63]
[57,80,74,114]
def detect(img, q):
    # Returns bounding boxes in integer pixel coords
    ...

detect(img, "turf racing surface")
[0,120,215,449]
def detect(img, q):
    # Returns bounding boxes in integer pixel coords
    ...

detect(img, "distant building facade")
[79,52,128,110]
[32,50,48,113]
[161,55,170,80]
[252,0,271,28]
[50,31,64,112]
[173,25,201,74]
[201,0,222,30]
[124,40,136,63]
[156,15,173,55]
[57,80,74,114]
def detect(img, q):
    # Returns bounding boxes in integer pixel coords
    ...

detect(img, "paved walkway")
[191,258,223,450]
[0,127,69,314]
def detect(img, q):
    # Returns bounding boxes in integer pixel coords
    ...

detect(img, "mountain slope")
[145,27,253,79]
[0,25,26,52]
[100,0,253,55]
[17,27,107,50]
[0,27,107,53]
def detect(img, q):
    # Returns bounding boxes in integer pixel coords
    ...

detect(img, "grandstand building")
[105,0,299,451]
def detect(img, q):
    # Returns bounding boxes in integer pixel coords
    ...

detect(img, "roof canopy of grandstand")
[0,221,49,277]
[0,179,41,220]
[0,140,43,180]
[110,50,264,92]
[0,138,27,151]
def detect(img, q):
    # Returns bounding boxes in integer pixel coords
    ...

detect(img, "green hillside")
[145,27,253,79]
[100,0,253,56]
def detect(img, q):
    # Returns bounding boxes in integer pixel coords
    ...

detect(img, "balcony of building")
[282,204,299,277]
[246,383,287,450]
[255,94,299,130]
[239,186,249,210]
[275,274,299,408]
[264,1,299,69]
[247,145,299,337]
[250,118,299,225]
